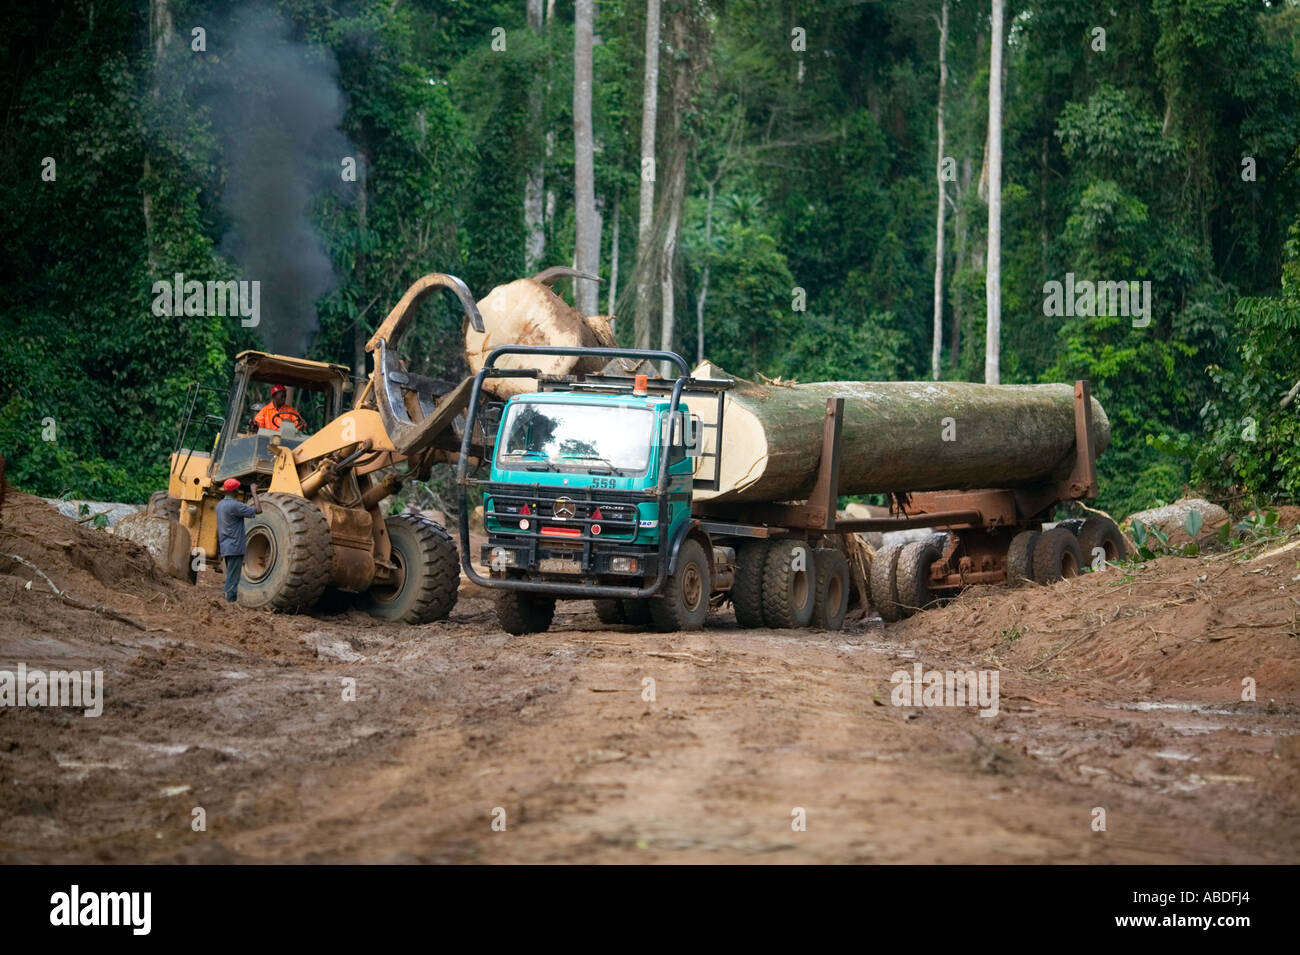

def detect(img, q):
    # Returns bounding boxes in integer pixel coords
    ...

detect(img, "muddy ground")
[1,488,1298,863]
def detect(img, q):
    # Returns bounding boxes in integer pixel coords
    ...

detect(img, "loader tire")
[731,539,769,628]
[811,548,850,631]
[761,539,816,629]
[240,493,332,612]
[146,489,180,521]
[650,538,712,633]
[895,539,943,618]
[1077,516,1127,571]
[363,514,459,624]
[869,542,905,622]
[1006,530,1039,585]
[495,590,556,635]
[1033,527,1084,584]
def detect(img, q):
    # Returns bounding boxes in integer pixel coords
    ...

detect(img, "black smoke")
[182,6,353,355]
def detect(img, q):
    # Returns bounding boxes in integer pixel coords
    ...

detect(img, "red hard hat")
[222,478,241,492]
[270,384,286,395]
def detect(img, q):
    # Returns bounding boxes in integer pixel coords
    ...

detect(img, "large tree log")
[465,268,616,398]
[691,363,1110,503]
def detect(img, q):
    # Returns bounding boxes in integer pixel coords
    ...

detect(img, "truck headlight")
[489,547,517,569]
[610,556,639,574]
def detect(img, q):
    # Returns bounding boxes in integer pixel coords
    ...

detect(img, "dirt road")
[1,490,1297,863]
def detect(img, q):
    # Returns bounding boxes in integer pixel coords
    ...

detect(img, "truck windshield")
[496,402,655,475]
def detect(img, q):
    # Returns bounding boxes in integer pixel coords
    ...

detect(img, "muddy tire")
[593,599,625,625]
[812,548,850,630]
[869,542,905,622]
[731,539,769,628]
[240,493,332,612]
[1006,529,1039,585]
[1033,527,1084,583]
[895,539,942,618]
[362,514,459,623]
[621,599,652,626]
[495,590,556,635]
[650,538,711,632]
[1077,517,1127,571]
[760,539,816,629]
[146,489,180,521]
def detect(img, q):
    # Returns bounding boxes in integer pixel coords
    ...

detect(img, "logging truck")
[457,345,1127,635]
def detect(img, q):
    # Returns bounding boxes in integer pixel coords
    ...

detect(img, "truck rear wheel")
[593,599,625,625]
[731,540,769,628]
[1077,517,1126,570]
[240,493,332,612]
[649,538,711,632]
[762,539,816,629]
[593,598,653,627]
[1006,529,1039,585]
[1033,527,1084,583]
[869,542,905,622]
[812,548,850,630]
[895,539,942,618]
[496,590,556,635]
[363,515,459,623]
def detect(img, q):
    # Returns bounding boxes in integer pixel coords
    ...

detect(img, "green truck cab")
[458,346,734,634]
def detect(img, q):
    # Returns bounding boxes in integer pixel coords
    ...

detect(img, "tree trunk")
[951,156,970,369]
[607,186,620,317]
[524,0,546,271]
[633,0,662,350]
[691,363,1110,504]
[573,0,599,315]
[354,152,368,378]
[931,0,948,382]
[984,0,1004,385]
[696,179,715,364]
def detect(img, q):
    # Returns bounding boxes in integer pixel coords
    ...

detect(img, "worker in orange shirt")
[251,384,305,431]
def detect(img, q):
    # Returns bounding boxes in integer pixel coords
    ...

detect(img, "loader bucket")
[365,273,484,455]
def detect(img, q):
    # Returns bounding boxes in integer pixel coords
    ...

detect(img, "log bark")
[690,363,1110,504]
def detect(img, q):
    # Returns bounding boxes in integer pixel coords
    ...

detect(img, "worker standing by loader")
[217,478,261,603]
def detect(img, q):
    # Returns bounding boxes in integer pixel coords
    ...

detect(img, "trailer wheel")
[240,493,332,612]
[1033,527,1084,583]
[731,540,769,628]
[760,540,816,629]
[812,548,850,630]
[1006,530,1039,585]
[649,538,711,632]
[895,539,942,618]
[363,515,460,623]
[1056,518,1085,537]
[495,590,556,635]
[869,542,905,622]
[1077,517,1127,571]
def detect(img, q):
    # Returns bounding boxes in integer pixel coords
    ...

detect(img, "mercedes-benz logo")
[552,497,576,520]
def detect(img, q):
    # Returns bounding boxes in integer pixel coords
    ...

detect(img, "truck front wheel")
[496,590,556,635]
[649,539,711,632]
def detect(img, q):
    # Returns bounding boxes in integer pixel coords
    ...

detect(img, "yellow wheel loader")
[148,273,488,622]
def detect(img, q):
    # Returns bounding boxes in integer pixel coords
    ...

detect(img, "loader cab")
[210,352,351,484]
